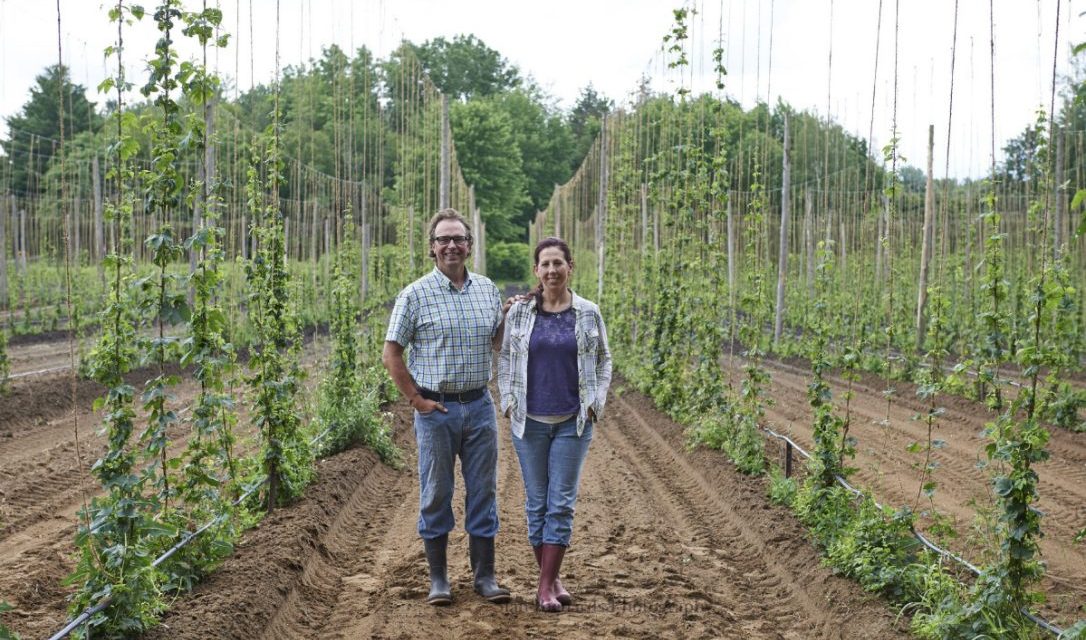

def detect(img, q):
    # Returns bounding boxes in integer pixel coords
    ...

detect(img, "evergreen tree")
[568,84,613,170]
[1,65,100,194]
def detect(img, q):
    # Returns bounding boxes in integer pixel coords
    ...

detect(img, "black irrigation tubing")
[47,424,335,640]
[760,426,1064,638]
[46,478,264,640]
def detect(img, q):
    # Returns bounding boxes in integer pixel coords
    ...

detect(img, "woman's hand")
[502,294,531,316]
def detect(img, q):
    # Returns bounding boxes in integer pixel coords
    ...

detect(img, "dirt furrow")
[746,358,1086,625]
[138,382,914,639]
[609,392,910,639]
[257,447,410,639]
[761,359,1086,537]
[0,382,199,545]
[0,340,330,640]
[598,400,801,638]
[328,399,532,639]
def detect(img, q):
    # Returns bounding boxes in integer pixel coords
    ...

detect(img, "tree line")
[5,33,1081,263]
[0,35,611,249]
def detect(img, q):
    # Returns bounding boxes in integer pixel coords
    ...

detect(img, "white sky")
[0,0,1081,179]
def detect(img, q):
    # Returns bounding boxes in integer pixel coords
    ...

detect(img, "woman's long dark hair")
[533,237,573,310]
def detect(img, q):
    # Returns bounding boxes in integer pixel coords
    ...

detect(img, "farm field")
[2,327,1083,638]
[0,334,331,639]
[2,0,1086,638]
[149,386,913,640]
[732,356,1086,625]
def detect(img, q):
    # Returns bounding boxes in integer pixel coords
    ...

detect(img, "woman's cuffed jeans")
[512,415,593,547]
[414,391,499,539]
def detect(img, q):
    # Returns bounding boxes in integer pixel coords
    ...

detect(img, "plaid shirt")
[498,291,613,439]
[385,267,503,393]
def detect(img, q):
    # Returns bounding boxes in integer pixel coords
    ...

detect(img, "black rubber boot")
[468,535,511,603]
[423,534,452,605]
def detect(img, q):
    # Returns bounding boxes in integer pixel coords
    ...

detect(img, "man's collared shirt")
[385,267,502,393]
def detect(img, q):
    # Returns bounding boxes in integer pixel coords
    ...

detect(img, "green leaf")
[144,520,178,539]
[994,476,1013,497]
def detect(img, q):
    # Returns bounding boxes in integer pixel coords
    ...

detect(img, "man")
[382,208,511,606]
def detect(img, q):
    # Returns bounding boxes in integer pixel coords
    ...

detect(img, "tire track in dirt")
[141,445,401,640]
[256,443,411,639]
[743,357,1086,625]
[606,392,894,639]
[594,402,792,638]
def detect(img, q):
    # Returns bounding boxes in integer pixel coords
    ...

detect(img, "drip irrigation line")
[47,476,263,640]
[910,527,982,577]
[759,425,1062,637]
[47,423,334,640]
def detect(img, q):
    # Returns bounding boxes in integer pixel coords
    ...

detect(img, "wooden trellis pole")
[597,115,608,302]
[774,115,791,344]
[440,95,450,211]
[916,124,936,351]
[0,194,6,310]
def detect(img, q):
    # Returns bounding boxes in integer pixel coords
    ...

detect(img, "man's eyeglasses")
[432,235,471,246]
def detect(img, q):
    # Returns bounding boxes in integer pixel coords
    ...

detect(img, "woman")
[497,236,612,612]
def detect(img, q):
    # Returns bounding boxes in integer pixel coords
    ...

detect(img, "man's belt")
[418,387,486,404]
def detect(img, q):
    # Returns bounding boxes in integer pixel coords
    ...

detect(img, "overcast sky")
[0,0,1080,179]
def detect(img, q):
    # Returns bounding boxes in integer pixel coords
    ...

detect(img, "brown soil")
[139,384,907,640]
[0,368,202,638]
[2,323,329,380]
[732,355,1086,627]
[4,330,1081,638]
[3,330,87,379]
[0,338,330,639]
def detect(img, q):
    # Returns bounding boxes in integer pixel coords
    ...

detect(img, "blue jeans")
[414,392,499,539]
[512,416,593,547]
